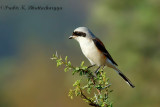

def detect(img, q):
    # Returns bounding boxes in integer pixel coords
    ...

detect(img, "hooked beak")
[69,35,75,39]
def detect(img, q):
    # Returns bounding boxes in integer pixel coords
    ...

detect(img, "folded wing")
[92,38,118,66]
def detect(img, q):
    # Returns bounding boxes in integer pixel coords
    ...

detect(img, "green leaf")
[81,61,85,67]
[75,67,80,71]
[72,70,77,75]
[68,89,74,99]
[83,98,90,103]
[82,85,88,89]
[108,102,113,107]
[57,61,60,67]
[65,56,68,63]
[99,94,103,99]
[51,54,57,60]
[68,61,71,67]
[64,67,68,72]
[79,71,83,76]
[73,80,81,87]
[96,85,102,90]
[87,87,92,94]
[82,66,87,70]
[75,87,81,96]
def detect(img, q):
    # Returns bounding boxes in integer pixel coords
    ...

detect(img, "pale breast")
[78,38,106,66]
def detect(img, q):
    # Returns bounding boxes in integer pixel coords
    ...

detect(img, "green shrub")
[51,52,113,107]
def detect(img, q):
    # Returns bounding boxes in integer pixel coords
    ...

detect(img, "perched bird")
[69,27,135,88]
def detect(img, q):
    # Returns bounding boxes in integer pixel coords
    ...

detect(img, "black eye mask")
[72,31,86,37]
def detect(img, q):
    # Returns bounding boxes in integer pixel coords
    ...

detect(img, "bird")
[69,27,135,88]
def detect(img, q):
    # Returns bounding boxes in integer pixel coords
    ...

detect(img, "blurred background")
[0,0,160,107]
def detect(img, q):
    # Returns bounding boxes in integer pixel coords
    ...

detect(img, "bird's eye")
[77,32,81,36]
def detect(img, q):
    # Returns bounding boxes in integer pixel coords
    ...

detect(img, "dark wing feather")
[92,38,118,66]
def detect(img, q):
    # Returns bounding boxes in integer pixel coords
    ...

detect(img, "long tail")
[114,67,135,88]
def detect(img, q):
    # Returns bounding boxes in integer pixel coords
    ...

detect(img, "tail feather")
[114,68,135,88]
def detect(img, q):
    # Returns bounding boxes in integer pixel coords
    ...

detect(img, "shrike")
[69,27,135,88]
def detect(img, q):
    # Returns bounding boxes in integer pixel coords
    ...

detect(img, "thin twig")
[81,68,102,95]
[80,89,100,107]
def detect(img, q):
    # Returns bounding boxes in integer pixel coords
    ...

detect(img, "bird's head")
[69,27,95,42]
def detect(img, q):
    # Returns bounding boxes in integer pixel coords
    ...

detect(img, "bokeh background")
[0,0,160,107]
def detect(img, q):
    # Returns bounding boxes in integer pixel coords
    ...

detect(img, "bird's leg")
[87,64,96,69]
[95,66,101,74]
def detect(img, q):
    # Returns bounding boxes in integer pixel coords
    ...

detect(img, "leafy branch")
[51,52,113,107]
